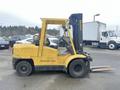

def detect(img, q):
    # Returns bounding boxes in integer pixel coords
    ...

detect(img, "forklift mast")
[69,13,83,52]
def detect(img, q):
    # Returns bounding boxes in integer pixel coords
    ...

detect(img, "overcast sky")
[0,0,120,28]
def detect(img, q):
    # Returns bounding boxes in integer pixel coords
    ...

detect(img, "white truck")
[83,21,120,50]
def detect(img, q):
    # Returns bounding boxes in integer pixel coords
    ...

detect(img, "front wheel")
[16,61,33,76]
[108,43,117,50]
[68,60,88,78]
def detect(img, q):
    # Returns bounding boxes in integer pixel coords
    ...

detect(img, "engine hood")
[109,37,120,40]
[109,37,120,43]
[13,44,38,58]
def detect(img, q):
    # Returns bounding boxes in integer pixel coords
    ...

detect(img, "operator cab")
[58,26,74,55]
[33,14,84,56]
[33,24,74,55]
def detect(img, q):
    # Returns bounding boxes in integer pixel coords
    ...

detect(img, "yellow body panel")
[13,44,38,58]
[13,43,86,67]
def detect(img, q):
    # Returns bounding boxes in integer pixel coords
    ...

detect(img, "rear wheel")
[16,61,33,76]
[68,59,88,78]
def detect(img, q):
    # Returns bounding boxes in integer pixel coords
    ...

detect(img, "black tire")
[68,59,88,78]
[108,42,117,50]
[16,61,33,76]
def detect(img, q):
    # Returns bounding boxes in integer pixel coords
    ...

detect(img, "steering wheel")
[59,36,73,54]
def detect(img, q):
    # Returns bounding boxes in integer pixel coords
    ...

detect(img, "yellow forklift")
[12,13,92,78]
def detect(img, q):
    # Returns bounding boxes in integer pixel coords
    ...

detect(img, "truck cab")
[100,30,120,49]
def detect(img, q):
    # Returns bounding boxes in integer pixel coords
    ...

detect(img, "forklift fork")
[90,66,113,72]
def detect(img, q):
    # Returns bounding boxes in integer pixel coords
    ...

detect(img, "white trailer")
[83,21,120,50]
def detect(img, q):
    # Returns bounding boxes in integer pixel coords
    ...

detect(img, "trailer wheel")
[16,61,32,76]
[68,60,87,78]
[108,42,116,50]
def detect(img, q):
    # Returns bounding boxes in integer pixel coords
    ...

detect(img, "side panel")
[83,22,106,41]
[41,46,58,62]
[34,46,59,65]
[83,22,98,41]
[13,44,38,58]
[32,53,71,66]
